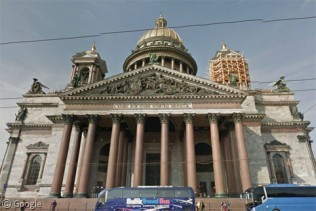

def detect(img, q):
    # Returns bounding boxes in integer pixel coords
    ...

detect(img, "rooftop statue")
[15,107,27,122]
[228,69,238,87]
[27,78,49,94]
[272,76,290,92]
[149,53,159,64]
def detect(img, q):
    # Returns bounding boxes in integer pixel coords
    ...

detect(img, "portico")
[49,109,251,198]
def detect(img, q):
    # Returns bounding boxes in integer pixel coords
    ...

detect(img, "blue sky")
[0,0,315,160]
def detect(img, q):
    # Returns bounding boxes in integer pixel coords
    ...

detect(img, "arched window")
[79,67,90,84]
[273,154,289,183]
[26,155,42,185]
[265,140,293,184]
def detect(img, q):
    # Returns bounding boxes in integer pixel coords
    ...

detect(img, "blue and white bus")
[95,186,195,210]
[243,184,316,211]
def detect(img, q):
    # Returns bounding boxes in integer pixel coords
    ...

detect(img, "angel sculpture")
[27,78,49,94]
[272,76,290,92]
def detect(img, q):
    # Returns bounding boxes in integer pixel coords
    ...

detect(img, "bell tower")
[209,43,250,90]
[68,43,107,89]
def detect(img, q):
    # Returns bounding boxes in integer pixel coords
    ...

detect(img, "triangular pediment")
[60,65,246,102]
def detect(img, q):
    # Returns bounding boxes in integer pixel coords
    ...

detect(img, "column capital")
[207,113,220,123]
[159,113,170,124]
[232,113,245,123]
[87,114,99,124]
[183,113,195,124]
[74,121,82,132]
[9,137,19,144]
[62,114,75,124]
[135,113,146,124]
[110,114,123,124]
[82,128,88,138]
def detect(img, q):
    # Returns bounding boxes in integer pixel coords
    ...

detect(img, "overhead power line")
[251,78,316,84]
[0,97,23,101]
[304,104,316,114]
[0,15,315,46]
[0,77,315,101]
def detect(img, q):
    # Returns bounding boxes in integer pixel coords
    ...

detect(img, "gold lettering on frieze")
[113,103,192,109]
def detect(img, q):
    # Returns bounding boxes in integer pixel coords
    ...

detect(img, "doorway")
[145,153,160,185]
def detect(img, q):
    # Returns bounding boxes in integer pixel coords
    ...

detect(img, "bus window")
[122,189,140,198]
[175,189,192,198]
[108,189,122,200]
[140,189,157,197]
[158,189,174,197]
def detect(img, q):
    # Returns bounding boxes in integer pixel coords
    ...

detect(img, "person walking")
[221,200,227,211]
[196,200,205,211]
[226,200,231,211]
[51,200,57,211]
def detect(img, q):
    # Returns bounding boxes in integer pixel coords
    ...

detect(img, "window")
[273,154,289,183]
[22,141,49,190]
[79,67,90,84]
[26,155,41,185]
[265,140,293,184]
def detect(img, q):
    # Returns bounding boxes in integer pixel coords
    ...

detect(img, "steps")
[197,197,246,211]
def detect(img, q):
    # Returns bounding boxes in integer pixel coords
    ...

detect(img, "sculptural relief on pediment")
[86,73,219,96]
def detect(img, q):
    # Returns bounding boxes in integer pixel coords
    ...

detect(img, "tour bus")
[95,186,195,210]
[243,184,316,211]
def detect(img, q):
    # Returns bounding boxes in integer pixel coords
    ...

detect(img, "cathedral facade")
[0,16,315,199]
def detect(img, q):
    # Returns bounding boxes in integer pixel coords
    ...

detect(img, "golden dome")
[137,15,185,50]
[123,16,197,75]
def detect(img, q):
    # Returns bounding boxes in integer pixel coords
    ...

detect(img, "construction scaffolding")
[209,44,250,90]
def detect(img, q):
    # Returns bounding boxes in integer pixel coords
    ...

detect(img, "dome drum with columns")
[123,15,197,75]
[0,15,315,201]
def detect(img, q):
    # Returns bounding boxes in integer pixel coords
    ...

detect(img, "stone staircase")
[197,197,246,211]
[0,197,246,210]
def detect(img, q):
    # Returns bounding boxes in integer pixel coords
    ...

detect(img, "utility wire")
[304,104,316,114]
[0,88,314,108]
[251,78,316,84]
[0,97,23,100]
[0,78,315,101]
[0,16,315,45]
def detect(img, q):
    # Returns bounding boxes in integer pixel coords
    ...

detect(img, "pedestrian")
[221,200,227,211]
[196,200,205,211]
[226,200,231,211]
[51,200,57,211]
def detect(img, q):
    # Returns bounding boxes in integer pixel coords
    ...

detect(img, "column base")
[63,193,73,198]
[49,192,61,198]
[74,192,88,198]
[215,192,227,198]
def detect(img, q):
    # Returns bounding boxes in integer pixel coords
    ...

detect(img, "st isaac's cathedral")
[0,16,315,199]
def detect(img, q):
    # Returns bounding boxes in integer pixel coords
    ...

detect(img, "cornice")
[61,94,245,102]
[243,113,265,122]
[261,121,310,128]
[6,123,52,130]
[17,102,59,108]
[22,93,59,98]
[46,115,64,124]
[253,89,293,95]
[255,100,299,106]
